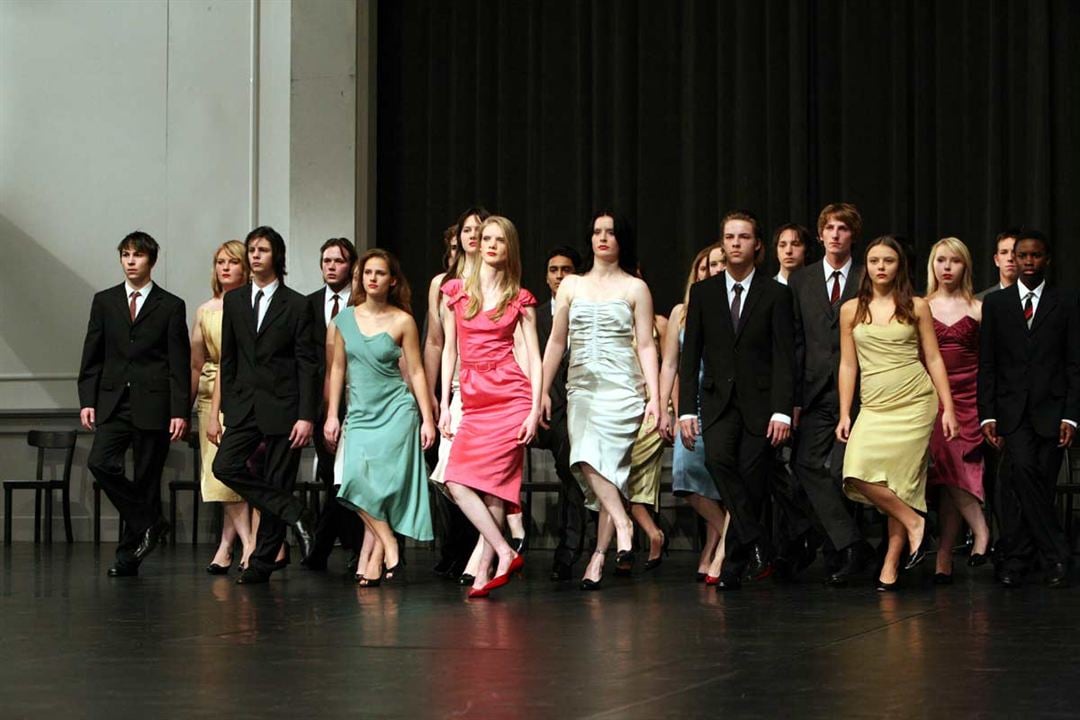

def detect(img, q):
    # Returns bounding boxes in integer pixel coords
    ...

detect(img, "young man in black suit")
[210,226,320,584]
[679,211,795,590]
[534,245,591,581]
[978,230,1079,588]
[975,229,1019,300]
[303,237,365,573]
[79,231,190,577]
[787,203,874,585]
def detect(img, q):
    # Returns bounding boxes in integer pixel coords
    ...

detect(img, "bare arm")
[631,280,661,427]
[322,322,347,451]
[516,307,543,445]
[540,276,574,422]
[423,274,446,396]
[400,314,437,450]
[658,305,683,440]
[190,307,207,406]
[836,301,859,440]
[439,296,458,437]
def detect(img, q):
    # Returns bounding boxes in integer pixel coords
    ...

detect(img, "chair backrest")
[26,430,78,484]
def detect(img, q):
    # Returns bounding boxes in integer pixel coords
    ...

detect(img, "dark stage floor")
[1,544,1078,719]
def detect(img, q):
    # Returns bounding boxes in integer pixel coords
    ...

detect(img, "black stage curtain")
[377,0,1080,317]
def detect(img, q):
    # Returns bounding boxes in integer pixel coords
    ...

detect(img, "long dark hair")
[852,235,917,327]
[353,249,411,313]
[245,226,287,279]
[581,210,638,274]
[443,206,492,284]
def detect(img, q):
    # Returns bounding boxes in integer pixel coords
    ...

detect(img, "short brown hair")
[816,203,863,241]
[720,210,764,266]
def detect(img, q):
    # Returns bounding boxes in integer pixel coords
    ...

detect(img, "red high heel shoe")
[705,574,720,586]
[473,554,525,596]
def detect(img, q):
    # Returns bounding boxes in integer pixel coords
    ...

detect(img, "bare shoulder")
[913,296,931,316]
[839,298,858,319]
[671,303,685,323]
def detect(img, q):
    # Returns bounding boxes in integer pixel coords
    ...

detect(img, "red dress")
[442,279,535,510]
[928,315,985,501]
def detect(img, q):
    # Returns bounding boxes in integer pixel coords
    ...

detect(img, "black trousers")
[999,419,1070,572]
[702,403,773,577]
[212,413,305,574]
[792,399,863,554]
[533,409,589,568]
[767,445,814,551]
[308,432,365,566]
[87,391,170,565]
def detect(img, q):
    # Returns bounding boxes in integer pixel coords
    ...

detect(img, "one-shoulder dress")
[441,279,535,511]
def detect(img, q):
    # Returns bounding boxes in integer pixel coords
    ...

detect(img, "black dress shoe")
[433,557,456,577]
[827,543,873,586]
[580,576,603,591]
[1046,563,1070,589]
[236,567,271,585]
[206,562,230,575]
[903,534,933,571]
[876,578,899,592]
[457,573,476,586]
[715,575,742,591]
[933,572,953,585]
[998,570,1024,588]
[614,550,634,577]
[107,563,139,577]
[132,519,170,562]
[293,510,316,562]
[967,552,988,568]
[744,544,774,581]
[551,562,572,582]
[345,553,359,574]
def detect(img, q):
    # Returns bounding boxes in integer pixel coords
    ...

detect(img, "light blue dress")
[672,328,721,500]
[334,312,433,541]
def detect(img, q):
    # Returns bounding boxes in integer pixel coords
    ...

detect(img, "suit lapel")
[110,284,132,325]
[716,274,736,339]
[1030,286,1058,336]
[734,273,764,342]
[257,288,286,338]
[808,262,834,320]
[132,285,163,327]
[1002,284,1028,336]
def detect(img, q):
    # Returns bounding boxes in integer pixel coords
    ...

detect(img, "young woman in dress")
[836,236,958,590]
[192,241,253,573]
[924,237,989,582]
[541,212,660,590]
[324,249,436,586]
[660,243,731,583]
[439,215,542,598]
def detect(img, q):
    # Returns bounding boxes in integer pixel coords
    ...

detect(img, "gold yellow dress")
[196,307,242,503]
[626,325,664,511]
[842,319,937,512]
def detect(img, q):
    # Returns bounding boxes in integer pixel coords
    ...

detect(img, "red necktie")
[331,294,341,319]
[830,271,842,305]
[129,291,140,322]
[1023,292,1034,328]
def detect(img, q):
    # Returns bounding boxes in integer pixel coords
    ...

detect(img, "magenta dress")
[441,279,535,511]
[928,315,985,501]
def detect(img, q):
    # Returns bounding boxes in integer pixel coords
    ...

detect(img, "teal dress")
[334,312,433,541]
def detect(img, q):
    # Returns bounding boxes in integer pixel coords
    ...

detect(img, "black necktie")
[253,289,264,330]
[830,271,842,305]
[731,283,744,329]
[1023,292,1034,328]
[331,294,341,319]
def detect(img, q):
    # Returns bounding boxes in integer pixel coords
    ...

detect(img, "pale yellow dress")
[842,319,937,512]
[196,307,242,502]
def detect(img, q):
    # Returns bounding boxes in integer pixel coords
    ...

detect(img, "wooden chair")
[168,433,202,544]
[4,430,78,544]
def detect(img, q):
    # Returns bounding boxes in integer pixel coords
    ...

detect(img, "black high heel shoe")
[903,534,932,571]
[876,578,899,592]
[384,560,404,582]
[207,557,232,575]
[580,576,603,591]
[614,549,635,577]
[644,534,670,571]
[273,542,292,571]
[358,569,383,588]
[511,536,526,554]
[458,573,476,586]
[967,552,988,568]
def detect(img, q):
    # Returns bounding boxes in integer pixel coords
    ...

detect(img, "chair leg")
[62,487,74,543]
[33,489,41,544]
[45,489,54,544]
[93,484,101,545]
[169,488,177,546]
[191,489,199,545]
[4,487,12,544]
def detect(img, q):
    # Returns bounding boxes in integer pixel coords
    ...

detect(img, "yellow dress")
[626,325,664,511]
[843,319,937,512]
[196,307,242,503]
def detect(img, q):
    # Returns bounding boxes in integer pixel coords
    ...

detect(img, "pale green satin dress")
[843,319,938,512]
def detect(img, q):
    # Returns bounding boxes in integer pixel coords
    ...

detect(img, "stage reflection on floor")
[1,544,1077,718]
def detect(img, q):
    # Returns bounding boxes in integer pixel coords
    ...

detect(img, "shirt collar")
[252,278,279,299]
[125,279,153,297]
[1018,279,1045,300]
[325,285,350,303]
[824,257,853,281]
[726,267,756,293]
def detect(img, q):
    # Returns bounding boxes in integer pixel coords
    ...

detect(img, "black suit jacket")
[220,282,319,435]
[78,283,190,430]
[977,283,1080,438]
[679,271,795,434]
[788,260,864,409]
[536,298,569,415]
[307,286,348,424]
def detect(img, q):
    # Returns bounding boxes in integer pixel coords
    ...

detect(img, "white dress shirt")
[980,280,1075,429]
[823,257,853,299]
[324,285,351,327]
[252,278,280,331]
[124,280,154,318]
[679,269,791,427]
[774,273,788,286]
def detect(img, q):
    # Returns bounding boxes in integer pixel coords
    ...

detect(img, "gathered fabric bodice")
[443,279,536,368]
[568,299,641,372]
[852,319,935,410]
[334,312,413,426]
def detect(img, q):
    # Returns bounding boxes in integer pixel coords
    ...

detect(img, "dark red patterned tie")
[331,294,340,319]
[129,291,140,322]
[830,271,842,305]
[1024,292,1034,328]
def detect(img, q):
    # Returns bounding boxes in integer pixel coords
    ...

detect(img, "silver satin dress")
[566,300,645,509]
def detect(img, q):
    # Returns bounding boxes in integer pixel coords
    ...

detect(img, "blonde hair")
[463,216,522,322]
[211,240,249,297]
[926,236,975,300]
[681,242,722,328]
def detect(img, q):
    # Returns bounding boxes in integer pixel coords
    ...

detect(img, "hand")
[982,421,1003,450]
[289,420,314,449]
[80,407,96,431]
[539,394,552,430]
[793,406,802,430]
[766,419,791,448]
[835,416,852,442]
[169,418,188,442]
[643,399,660,435]
[323,417,341,453]
[207,416,223,446]
[679,417,700,450]
[517,410,539,446]
[439,403,453,439]
[940,409,959,442]
[658,412,674,443]
[420,419,437,450]
[1060,422,1075,449]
